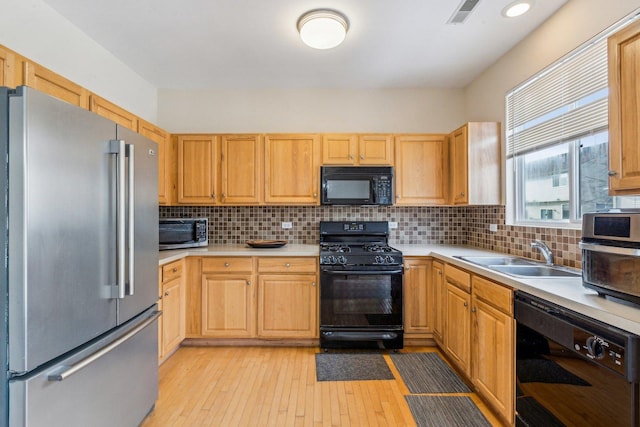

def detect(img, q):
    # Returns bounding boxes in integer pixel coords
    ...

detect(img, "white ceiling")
[42,0,568,90]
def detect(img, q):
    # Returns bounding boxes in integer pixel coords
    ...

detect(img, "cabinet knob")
[172,268,178,273]
[471,307,476,313]
[463,301,468,308]
[438,271,443,276]
[246,280,251,286]
[164,291,170,297]
[313,193,317,198]
[404,265,410,270]
[211,193,216,199]
[222,193,226,198]
[360,154,364,160]
[349,154,354,160]
[460,192,465,197]
[608,170,618,176]
[224,262,230,267]
[285,263,291,268]
[312,282,316,287]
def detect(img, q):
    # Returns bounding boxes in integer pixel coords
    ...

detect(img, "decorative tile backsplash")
[160,205,582,268]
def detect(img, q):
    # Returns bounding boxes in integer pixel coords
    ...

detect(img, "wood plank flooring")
[141,346,502,426]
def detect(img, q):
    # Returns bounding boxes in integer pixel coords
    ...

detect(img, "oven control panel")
[573,329,625,375]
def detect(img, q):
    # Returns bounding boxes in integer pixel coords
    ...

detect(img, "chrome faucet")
[531,240,554,265]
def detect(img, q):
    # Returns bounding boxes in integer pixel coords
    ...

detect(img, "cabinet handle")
[164,291,170,297]
[608,170,617,176]
[246,280,251,286]
[224,262,230,267]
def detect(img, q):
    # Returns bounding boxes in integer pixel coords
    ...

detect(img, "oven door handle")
[321,269,404,275]
[579,242,640,256]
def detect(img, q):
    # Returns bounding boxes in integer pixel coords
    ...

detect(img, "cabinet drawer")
[162,260,183,283]
[202,257,253,273]
[472,275,512,315]
[445,264,471,293]
[258,257,317,273]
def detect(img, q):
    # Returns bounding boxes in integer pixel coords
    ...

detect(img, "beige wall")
[0,0,158,122]
[157,87,465,134]
[464,0,640,122]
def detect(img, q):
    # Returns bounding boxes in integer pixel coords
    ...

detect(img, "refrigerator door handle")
[110,140,127,299]
[47,311,161,382]
[127,143,135,296]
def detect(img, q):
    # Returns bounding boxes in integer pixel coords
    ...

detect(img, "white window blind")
[506,38,609,157]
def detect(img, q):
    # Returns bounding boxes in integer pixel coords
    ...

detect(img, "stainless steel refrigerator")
[0,86,160,426]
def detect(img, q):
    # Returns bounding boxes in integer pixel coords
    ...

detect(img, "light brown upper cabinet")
[394,134,448,205]
[23,61,89,109]
[220,134,263,205]
[449,122,501,205]
[89,94,138,131]
[0,46,15,87]
[322,134,393,165]
[177,134,218,204]
[139,120,172,205]
[608,20,640,195]
[264,134,321,205]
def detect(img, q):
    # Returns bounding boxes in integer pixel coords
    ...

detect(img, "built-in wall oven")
[514,291,640,426]
[319,221,403,350]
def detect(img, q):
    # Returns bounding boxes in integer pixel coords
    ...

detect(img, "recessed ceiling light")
[297,9,349,50]
[502,1,533,18]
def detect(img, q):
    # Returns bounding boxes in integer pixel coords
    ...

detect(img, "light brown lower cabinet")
[432,260,445,346]
[443,264,472,377]
[193,256,319,340]
[403,258,434,342]
[158,260,185,362]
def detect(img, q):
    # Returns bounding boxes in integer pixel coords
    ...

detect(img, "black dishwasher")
[514,291,640,426]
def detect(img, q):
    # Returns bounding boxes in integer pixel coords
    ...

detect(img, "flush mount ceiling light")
[297,9,349,50]
[502,1,533,18]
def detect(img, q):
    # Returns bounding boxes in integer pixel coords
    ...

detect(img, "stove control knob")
[374,255,384,264]
[337,256,347,265]
[327,256,336,265]
[385,256,395,264]
[586,336,605,360]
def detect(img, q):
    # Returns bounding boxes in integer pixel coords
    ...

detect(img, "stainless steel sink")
[489,265,581,278]
[455,256,538,266]
[455,255,581,278]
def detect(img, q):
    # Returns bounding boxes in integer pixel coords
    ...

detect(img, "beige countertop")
[159,243,640,336]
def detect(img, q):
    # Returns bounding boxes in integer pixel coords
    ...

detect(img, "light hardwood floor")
[141,346,501,426]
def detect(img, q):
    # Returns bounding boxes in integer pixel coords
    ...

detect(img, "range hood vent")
[447,0,480,24]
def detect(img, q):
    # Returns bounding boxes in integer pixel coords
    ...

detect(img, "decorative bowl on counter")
[245,239,288,248]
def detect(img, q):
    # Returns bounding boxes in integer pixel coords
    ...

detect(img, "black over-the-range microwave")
[320,166,394,206]
[159,218,208,250]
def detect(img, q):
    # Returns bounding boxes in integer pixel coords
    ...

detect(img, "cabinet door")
[608,20,640,194]
[202,273,254,337]
[23,61,89,108]
[432,261,445,345]
[220,134,262,204]
[322,134,357,165]
[89,94,138,131]
[472,296,514,424]
[257,274,318,338]
[394,135,448,205]
[177,135,217,204]
[359,134,393,165]
[404,258,432,336]
[139,120,171,205]
[161,277,185,356]
[0,46,15,87]
[444,283,470,376]
[450,126,468,204]
[264,134,320,204]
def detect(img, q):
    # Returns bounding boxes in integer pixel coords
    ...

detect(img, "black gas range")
[319,221,404,350]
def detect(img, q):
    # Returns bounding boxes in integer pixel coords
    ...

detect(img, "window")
[506,16,640,227]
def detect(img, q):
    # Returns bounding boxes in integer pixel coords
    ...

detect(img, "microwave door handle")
[579,242,640,256]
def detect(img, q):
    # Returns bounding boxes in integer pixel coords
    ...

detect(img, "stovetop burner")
[319,221,402,267]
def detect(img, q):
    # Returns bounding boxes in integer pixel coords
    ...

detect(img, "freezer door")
[7,88,118,374]
[9,307,159,427]
[115,125,159,324]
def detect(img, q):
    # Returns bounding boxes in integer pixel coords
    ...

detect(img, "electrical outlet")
[389,221,398,229]
[281,222,293,229]
[489,224,498,233]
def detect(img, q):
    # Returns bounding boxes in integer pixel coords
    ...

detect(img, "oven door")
[320,267,403,349]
